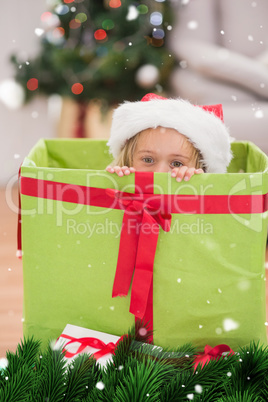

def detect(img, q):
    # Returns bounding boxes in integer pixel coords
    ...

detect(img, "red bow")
[60,334,123,360]
[193,344,235,370]
[107,187,171,321]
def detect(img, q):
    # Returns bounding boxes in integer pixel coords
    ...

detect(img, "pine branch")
[33,345,67,402]
[62,354,99,402]
[224,342,268,398]
[113,358,175,402]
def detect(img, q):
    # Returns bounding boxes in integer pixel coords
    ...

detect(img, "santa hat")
[107,93,233,173]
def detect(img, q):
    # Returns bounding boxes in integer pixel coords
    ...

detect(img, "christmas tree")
[11,0,174,108]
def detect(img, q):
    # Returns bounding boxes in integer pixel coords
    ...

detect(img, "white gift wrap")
[55,324,121,368]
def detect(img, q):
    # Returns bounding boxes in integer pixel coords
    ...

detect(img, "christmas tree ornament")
[135,64,160,88]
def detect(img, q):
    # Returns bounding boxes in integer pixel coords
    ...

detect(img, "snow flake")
[199,325,203,329]
[8,268,11,272]
[247,376,251,380]
[70,7,76,12]
[181,0,190,4]
[187,20,198,30]
[248,35,254,41]
[237,279,251,291]
[31,111,38,119]
[5,376,8,381]
[179,60,188,69]
[88,264,92,268]
[223,318,239,332]
[218,288,222,293]
[215,327,222,335]
[128,42,133,46]
[126,5,139,21]
[187,394,194,400]
[195,384,203,394]
[109,306,115,311]
[260,83,266,88]
[239,358,243,362]
[118,365,124,370]
[206,300,210,304]
[177,278,182,283]
[182,384,185,387]
[264,322,268,326]
[139,327,147,336]
[35,28,44,37]
[21,318,25,322]
[254,110,264,118]
[231,95,237,101]
[146,394,150,397]
[167,25,172,31]
[0,358,8,370]
[227,371,232,377]
[220,30,225,35]
[26,61,30,65]
[96,381,105,390]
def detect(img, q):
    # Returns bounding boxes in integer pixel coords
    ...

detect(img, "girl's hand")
[171,166,204,182]
[106,165,136,177]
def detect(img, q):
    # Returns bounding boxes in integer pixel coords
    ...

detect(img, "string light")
[109,0,121,8]
[69,19,81,29]
[27,78,38,91]
[71,83,83,95]
[94,29,107,41]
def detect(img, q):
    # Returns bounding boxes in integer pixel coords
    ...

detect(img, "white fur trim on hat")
[107,96,233,173]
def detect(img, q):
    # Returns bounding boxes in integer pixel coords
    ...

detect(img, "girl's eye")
[143,157,154,164]
[171,161,183,168]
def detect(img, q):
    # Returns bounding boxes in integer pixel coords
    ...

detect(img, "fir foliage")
[1,334,268,401]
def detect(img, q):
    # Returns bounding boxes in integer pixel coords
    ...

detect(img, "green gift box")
[19,139,268,351]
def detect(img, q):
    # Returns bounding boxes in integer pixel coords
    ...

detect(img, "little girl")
[106,93,232,180]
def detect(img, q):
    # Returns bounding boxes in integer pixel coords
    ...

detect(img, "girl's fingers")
[106,166,115,173]
[114,166,124,176]
[175,166,188,182]
[195,168,204,174]
[184,167,196,181]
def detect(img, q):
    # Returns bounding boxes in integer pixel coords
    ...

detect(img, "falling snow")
[96,381,105,390]
[248,35,254,41]
[187,394,194,400]
[195,384,203,394]
[223,318,239,332]
[14,154,20,159]
[0,358,8,370]
[231,95,237,101]
[227,371,232,377]
[177,278,181,283]
[139,327,147,336]
[254,110,264,118]
[187,20,198,30]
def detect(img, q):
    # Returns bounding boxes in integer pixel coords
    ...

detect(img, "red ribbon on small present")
[193,344,235,370]
[60,333,124,360]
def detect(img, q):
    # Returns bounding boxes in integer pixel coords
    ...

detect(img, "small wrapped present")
[55,324,121,368]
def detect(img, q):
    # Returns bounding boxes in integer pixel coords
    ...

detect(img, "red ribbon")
[59,333,122,359]
[193,344,235,370]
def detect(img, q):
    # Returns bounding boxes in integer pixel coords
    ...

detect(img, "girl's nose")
[156,162,170,173]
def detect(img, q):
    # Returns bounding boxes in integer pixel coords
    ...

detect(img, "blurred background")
[1,0,268,356]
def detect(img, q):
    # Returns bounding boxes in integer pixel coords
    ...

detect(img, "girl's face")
[132,127,197,172]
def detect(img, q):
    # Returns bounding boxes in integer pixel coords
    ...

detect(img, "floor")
[0,186,268,357]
